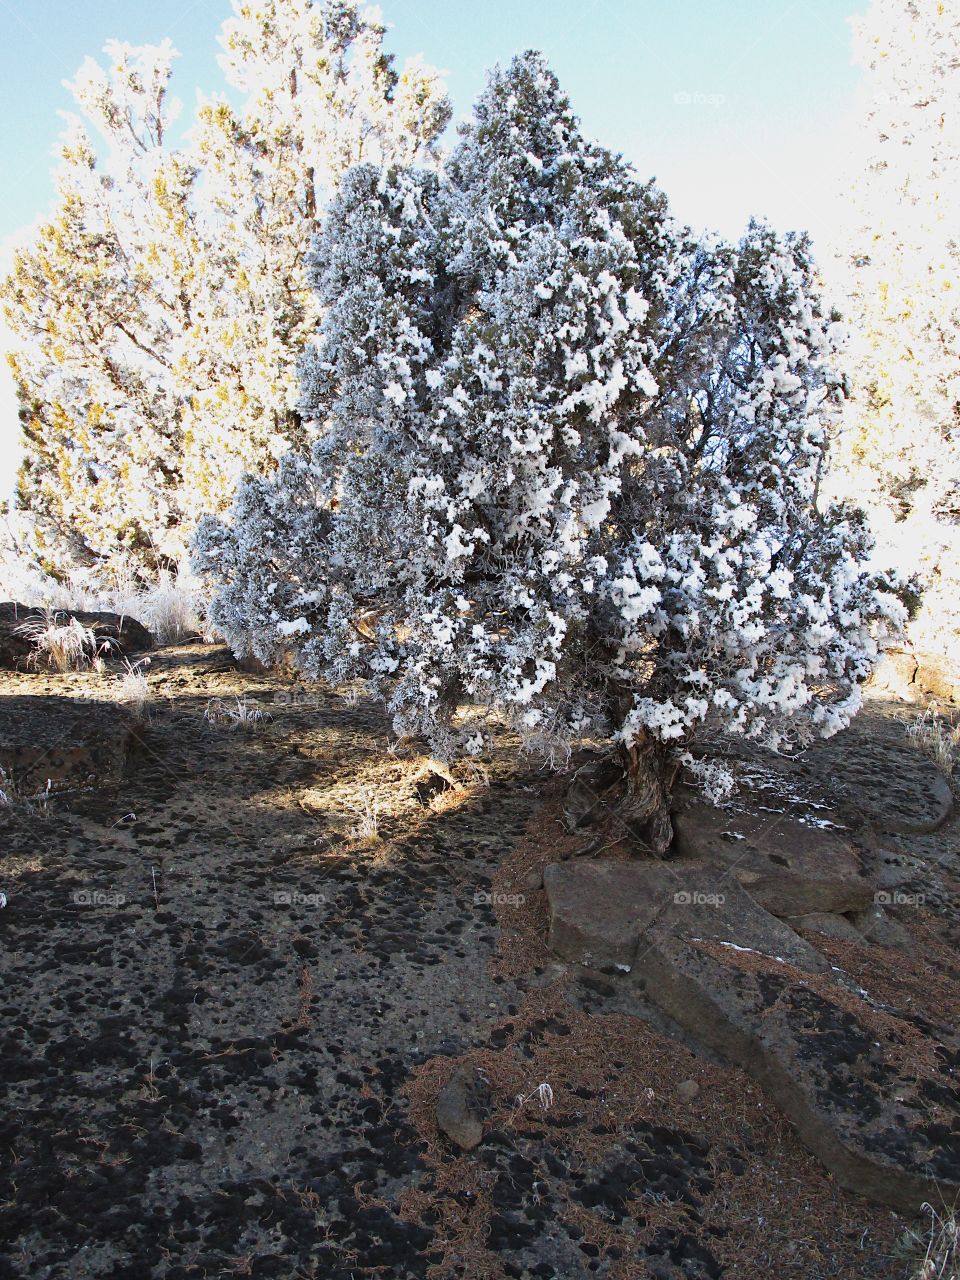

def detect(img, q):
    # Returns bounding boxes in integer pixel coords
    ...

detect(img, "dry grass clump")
[203,696,272,731]
[902,706,960,775]
[0,767,52,816]
[15,612,105,672]
[134,569,200,644]
[116,657,151,718]
[902,1203,960,1280]
[344,787,381,842]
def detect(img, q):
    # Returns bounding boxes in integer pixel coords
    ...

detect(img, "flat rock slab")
[544,858,825,973]
[672,793,874,917]
[0,695,133,794]
[794,728,952,836]
[545,858,960,1212]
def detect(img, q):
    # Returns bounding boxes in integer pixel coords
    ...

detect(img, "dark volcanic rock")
[672,792,875,916]
[0,695,133,794]
[544,857,960,1212]
[544,858,824,974]
[0,602,153,669]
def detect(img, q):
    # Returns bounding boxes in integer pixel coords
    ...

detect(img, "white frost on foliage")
[196,50,904,774]
[826,0,960,660]
[5,2,450,577]
[277,616,310,637]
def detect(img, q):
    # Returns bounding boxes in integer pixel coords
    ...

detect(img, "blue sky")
[0,0,865,496]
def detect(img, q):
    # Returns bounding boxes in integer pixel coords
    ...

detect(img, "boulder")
[0,602,153,669]
[544,858,960,1212]
[671,795,874,917]
[867,648,919,700]
[0,695,134,795]
[435,1063,489,1150]
[914,653,960,705]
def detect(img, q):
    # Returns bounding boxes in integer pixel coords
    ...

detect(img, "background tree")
[4,41,197,572]
[2,1,449,579]
[828,0,960,657]
[196,53,905,848]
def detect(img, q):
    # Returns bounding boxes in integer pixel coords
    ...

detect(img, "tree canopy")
[829,0,960,657]
[196,53,905,844]
[2,1,449,577]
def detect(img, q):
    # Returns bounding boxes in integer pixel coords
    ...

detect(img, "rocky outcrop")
[545,858,960,1212]
[868,648,922,700]
[915,653,960,705]
[0,602,153,669]
[672,794,874,917]
[868,647,960,706]
[0,695,134,795]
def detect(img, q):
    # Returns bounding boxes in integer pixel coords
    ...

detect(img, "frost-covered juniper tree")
[3,3,448,578]
[196,53,905,850]
[828,0,960,658]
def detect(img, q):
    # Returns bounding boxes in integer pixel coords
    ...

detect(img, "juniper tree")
[196,53,904,849]
[829,0,960,656]
[2,3,449,579]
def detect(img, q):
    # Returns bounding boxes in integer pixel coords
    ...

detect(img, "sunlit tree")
[829,0,960,656]
[2,3,449,578]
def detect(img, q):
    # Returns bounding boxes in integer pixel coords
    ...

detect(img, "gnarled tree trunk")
[563,730,674,857]
[619,733,673,855]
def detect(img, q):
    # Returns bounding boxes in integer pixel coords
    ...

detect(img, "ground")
[1,643,957,1279]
